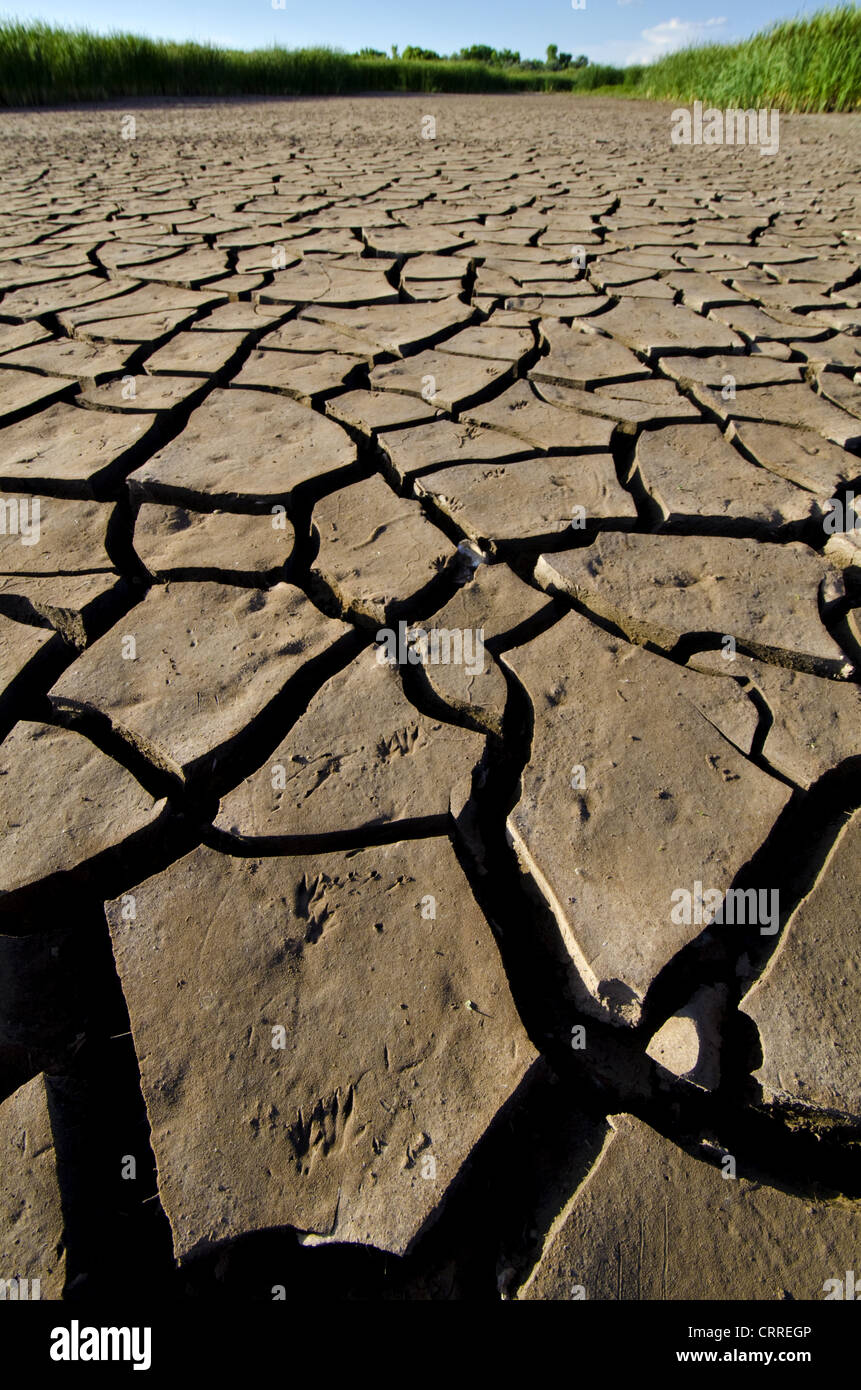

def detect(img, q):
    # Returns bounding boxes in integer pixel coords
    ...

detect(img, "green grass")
[0,6,858,110]
[0,22,612,104]
[631,5,861,111]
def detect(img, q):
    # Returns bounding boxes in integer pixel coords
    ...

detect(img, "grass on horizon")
[0,6,858,111]
[635,5,861,111]
[0,22,616,104]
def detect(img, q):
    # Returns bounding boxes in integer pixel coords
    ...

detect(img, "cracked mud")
[0,94,860,1303]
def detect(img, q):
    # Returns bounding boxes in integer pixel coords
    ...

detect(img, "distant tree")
[402,45,441,60]
[357,47,386,58]
[573,53,589,68]
[449,43,523,66]
[459,44,495,63]
[391,44,399,59]
[545,44,576,70]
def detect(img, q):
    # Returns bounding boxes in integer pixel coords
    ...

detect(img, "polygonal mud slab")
[0,367,70,422]
[191,303,285,334]
[518,1113,861,1299]
[51,582,350,779]
[589,260,669,293]
[130,248,232,288]
[0,613,55,695]
[98,242,191,272]
[414,453,636,552]
[369,350,514,413]
[0,274,135,323]
[663,271,747,313]
[311,475,454,625]
[815,371,861,423]
[596,272,677,298]
[459,243,560,269]
[708,304,831,347]
[378,418,528,489]
[400,254,467,282]
[531,323,651,389]
[0,337,133,385]
[256,261,397,308]
[502,613,789,1026]
[511,293,609,318]
[435,323,534,363]
[67,311,199,349]
[214,645,484,838]
[397,278,457,302]
[728,280,835,315]
[325,390,439,437]
[362,225,472,256]
[128,388,356,507]
[461,382,616,452]
[79,374,207,413]
[300,301,473,355]
[790,333,861,374]
[694,383,861,451]
[0,322,52,356]
[0,720,164,896]
[594,300,744,357]
[688,650,861,788]
[534,378,700,430]
[255,317,375,357]
[232,350,366,403]
[741,808,861,1124]
[660,353,802,390]
[646,984,728,1091]
[57,283,224,334]
[105,837,538,1259]
[727,420,857,496]
[764,254,857,289]
[602,226,692,251]
[0,403,156,495]
[634,423,822,529]
[536,533,850,676]
[145,330,247,376]
[0,1073,66,1299]
[0,493,112,575]
[133,503,293,580]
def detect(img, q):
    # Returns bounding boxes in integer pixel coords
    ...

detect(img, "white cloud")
[614,16,727,64]
[581,16,729,68]
[641,16,727,50]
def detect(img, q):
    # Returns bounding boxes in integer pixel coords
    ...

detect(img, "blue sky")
[1,0,833,65]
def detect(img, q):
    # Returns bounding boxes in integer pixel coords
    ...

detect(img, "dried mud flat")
[0,94,860,1302]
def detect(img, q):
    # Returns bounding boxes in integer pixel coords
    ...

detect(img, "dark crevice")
[42,910,177,1300]
[203,815,449,858]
